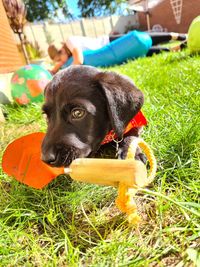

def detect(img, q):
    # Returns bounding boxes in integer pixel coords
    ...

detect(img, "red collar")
[101,111,147,145]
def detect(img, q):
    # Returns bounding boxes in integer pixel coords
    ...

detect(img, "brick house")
[0,0,23,73]
[129,0,200,33]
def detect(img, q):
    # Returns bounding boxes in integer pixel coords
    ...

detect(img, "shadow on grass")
[0,175,129,250]
[0,164,159,255]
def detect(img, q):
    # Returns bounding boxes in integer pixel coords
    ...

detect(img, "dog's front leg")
[117,127,147,163]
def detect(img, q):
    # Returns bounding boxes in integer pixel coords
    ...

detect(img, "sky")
[66,0,81,18]
[65,0,129,19]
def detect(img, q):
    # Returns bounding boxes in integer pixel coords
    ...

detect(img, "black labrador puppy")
[41,65,146,167]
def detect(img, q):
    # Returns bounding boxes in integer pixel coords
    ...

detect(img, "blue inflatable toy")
[63,31,152,68]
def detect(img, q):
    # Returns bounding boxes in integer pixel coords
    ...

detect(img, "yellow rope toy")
[64,138,157,224]
[115,138,157,224]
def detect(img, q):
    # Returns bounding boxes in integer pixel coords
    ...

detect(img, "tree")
[77,0,126,18]
[23,0,72,22]
[3,0,29,63]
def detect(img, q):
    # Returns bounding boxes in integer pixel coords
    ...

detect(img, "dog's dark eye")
[71,108,85,120]
[42,105,51,122]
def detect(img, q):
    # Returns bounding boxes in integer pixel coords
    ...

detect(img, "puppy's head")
[41,65,144,167]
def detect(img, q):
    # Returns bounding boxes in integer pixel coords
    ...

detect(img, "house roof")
[128,0,164,12]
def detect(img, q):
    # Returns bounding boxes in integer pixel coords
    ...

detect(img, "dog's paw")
[117,147,127,160]
[135,148,147,164]
[117,143,147,164]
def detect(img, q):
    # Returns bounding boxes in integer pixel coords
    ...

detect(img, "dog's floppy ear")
[95,71,144,138]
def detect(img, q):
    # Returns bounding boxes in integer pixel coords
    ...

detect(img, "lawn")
[0,50,199,266]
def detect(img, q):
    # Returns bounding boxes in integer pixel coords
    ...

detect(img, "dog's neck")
[101,111,147,145]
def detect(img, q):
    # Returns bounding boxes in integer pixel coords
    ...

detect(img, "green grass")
[0,50,200,266]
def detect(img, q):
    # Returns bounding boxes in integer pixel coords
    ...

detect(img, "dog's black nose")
[41,152,56,165]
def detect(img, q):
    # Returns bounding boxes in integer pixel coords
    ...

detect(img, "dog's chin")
[50,146,92,168]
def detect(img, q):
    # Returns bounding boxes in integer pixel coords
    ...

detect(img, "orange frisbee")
[2,132,64,189]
